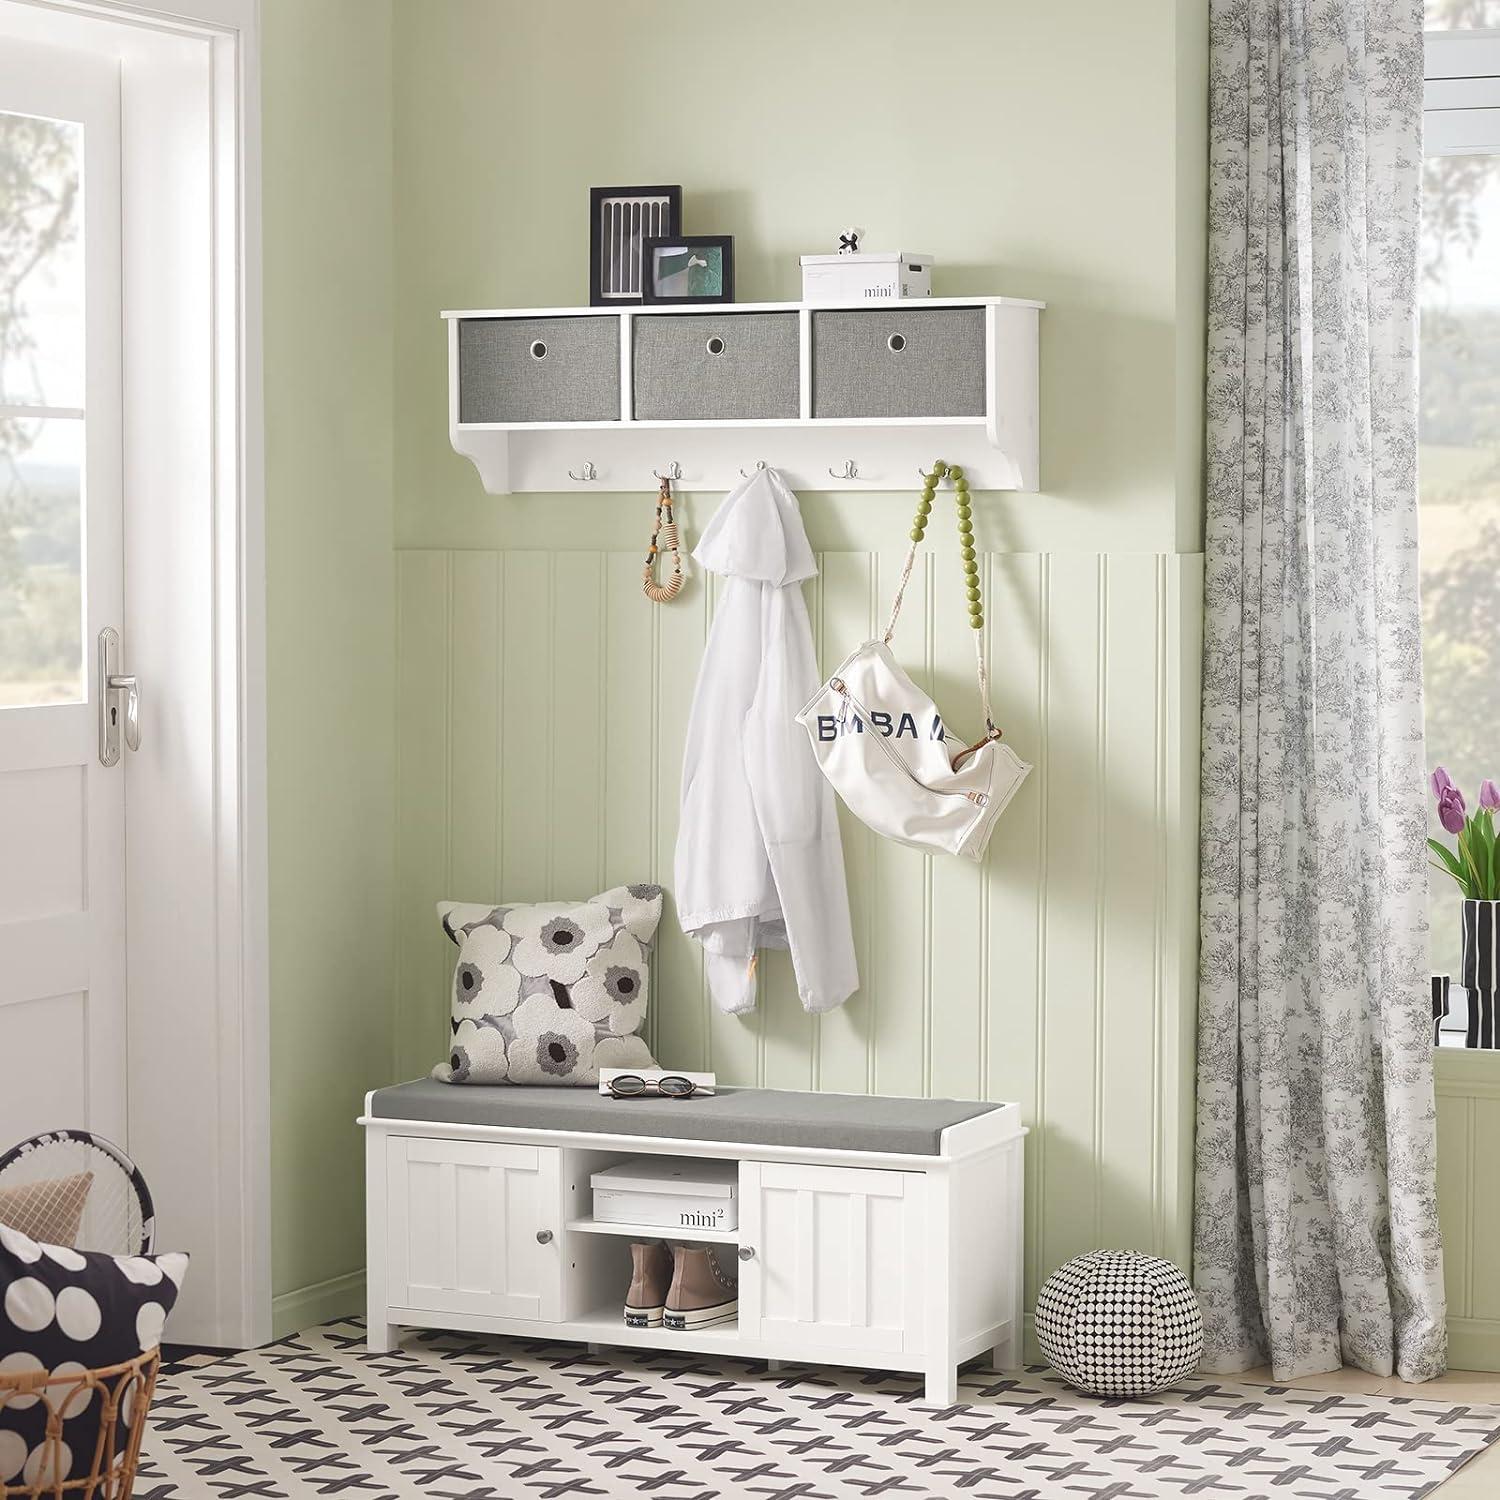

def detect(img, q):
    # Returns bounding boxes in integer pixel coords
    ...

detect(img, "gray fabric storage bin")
[370,1077,999,1156]
[458,316,620,423]
[812,307,986,419]
[634,312,800,420]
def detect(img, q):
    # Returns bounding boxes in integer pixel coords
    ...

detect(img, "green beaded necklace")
[910,461,983,633]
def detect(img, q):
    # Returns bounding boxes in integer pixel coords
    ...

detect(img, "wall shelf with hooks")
[444,296,1043,494]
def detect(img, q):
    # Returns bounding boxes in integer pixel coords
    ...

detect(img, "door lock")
[98,628,141,767]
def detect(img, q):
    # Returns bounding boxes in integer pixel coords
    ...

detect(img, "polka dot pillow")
[432,885,664,1087]
[0,1223,188,1488]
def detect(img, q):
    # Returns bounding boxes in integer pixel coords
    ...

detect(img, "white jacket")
[674,468,858,1015]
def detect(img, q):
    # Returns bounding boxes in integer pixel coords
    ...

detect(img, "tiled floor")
[1241,1364,1500,1496]
[136,1323,1500,1500]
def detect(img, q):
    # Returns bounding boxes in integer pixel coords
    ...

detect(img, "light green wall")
[258,0,1207,1340]
[392,0,1204,557]
[263,0,397,1336]
[383,0,1209,1352]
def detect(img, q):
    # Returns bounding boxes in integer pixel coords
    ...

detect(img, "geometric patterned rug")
[133,1318,1500,1499]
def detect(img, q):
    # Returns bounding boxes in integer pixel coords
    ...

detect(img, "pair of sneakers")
[625,1240,738,1330]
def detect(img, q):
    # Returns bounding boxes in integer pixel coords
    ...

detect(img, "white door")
[738,1161,926,1356]
[0,41,125,1151]
[386,1138,563,1321]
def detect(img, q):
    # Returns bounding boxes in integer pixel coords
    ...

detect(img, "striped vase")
[1459,899,1500,1049]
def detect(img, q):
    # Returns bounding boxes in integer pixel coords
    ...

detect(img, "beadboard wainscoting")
[1436,1049,1500,1370]
[395,547,1203,1334]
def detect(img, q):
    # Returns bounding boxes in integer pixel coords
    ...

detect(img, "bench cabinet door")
[386,1137,562,1322]
[738,1161,926,1356]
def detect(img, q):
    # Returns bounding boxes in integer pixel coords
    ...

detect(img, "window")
[0,110,84,707]
[1428,0,1500,30]
[1422,11,1500,977]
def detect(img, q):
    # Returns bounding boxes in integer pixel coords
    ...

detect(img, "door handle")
[98,629,141,766]
[109,676,140,753]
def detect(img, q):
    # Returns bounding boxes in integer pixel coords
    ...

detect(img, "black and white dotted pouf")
[1034,1249,1203,1397]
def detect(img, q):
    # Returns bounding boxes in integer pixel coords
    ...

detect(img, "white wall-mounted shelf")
[443,296,1043,495]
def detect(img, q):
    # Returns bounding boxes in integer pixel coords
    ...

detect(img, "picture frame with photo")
[589,185,683,306]
[640,235,735,305]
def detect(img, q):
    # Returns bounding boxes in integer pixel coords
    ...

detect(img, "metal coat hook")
[739,459,769,478]
[567,461,599,482]
[653,461,683,481]
[828,459,861,480]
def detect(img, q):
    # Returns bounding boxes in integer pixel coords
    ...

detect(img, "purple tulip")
[1438,784,1468,835]
[1433,766,1455,798]
[1482,778,1500,812]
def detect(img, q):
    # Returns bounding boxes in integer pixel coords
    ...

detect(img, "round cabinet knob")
[536,1229,554,1245]
[737,1245,754,1261]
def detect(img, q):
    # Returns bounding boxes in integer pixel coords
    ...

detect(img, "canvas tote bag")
[796,462,1031,861]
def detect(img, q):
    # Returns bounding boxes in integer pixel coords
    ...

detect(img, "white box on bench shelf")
[361,1080,1025,1405]
[592,1156,739,1232]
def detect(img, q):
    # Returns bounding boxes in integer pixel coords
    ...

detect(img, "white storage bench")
[361,1080,1025,1404]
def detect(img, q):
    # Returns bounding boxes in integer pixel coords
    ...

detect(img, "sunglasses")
[606,1073,698,1100]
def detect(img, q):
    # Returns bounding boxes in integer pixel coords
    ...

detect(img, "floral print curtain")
[1194,0,1448,1381]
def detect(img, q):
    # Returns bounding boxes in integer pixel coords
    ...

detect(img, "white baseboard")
[272,1268,366,1342]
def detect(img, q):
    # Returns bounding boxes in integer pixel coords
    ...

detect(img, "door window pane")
[1421,150,1500,977]
[1,109,84,709]
[0,418,82,706]
[0,112,82,409]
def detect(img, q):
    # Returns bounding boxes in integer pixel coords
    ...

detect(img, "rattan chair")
[0,1349,159,1499]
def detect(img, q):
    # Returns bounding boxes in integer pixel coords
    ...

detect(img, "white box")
[800,251,934,303]
[591,1156,739,1233]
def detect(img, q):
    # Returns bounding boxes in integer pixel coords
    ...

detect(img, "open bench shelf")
[565,1214,739,1245]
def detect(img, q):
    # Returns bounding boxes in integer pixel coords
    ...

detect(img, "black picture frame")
[640,235,736,306]
[589,185,682,307]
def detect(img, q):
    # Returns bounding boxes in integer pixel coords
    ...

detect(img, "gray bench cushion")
[368,1078,996,1156]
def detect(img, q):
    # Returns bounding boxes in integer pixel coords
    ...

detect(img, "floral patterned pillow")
[431,885,663,1087]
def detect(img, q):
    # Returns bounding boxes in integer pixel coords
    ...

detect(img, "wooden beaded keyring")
[642,477,686,603]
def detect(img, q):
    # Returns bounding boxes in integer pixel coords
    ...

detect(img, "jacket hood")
[693,467,817,587]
